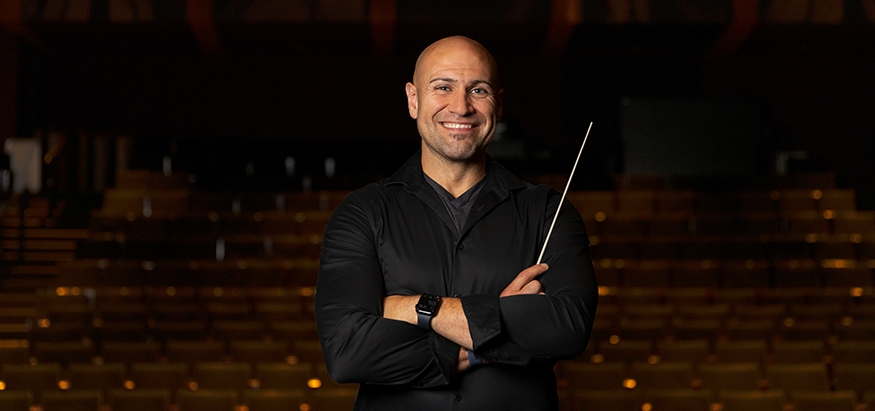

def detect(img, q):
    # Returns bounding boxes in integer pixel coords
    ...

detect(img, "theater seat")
[68,362,127,395]
[764,363,829,391]
[790,390,856,411]
[562,362,628,390]
[307,388,358,411]
[655,339,710,364]
[697,362,762,391]
[598,339,653,363]
[629,361,695,389]
[718,389,786,411]
[254,362,312,390]
[833,363,875,401]
[192,361,252,390]
[644,388,714,411]
[0,339,29,364]
[242,389,307,411]
[771,340,826,363]
[41,389,103,411]
[0,362,62,403]
[129,362,190,401]
[713,340,768,364]
[176,389,238,411]
[108,388,170,411]
[572,389,642,410]
[0,390,32,411]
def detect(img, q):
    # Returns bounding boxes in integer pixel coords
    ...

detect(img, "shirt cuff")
[429,333,461,384]
[460,294,501,351]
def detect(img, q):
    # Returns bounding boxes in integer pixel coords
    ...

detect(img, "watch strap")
[417,311,432,330]
[467,350,483,368]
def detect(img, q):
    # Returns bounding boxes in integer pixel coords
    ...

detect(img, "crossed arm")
[382,263,550,372]
[316,188,597,387]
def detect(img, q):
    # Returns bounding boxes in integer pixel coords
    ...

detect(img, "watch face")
[416,294,441,315]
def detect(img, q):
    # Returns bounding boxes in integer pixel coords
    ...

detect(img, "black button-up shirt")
[315,151,598,410]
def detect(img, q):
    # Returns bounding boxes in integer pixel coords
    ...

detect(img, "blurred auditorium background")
[1,0,875,410]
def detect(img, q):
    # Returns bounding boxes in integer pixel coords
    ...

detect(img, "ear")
[405,82,418,119]
[495,88,504,122]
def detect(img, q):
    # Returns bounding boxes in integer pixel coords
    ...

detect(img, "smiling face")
[406,37,502,166]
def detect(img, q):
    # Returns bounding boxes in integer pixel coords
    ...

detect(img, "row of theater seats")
[89,207,874,245]
[566,189,860,216]
[584,210,873,236]
[590,238,875,265]
[76,231,875,264]
[45,259,321,287]
[593,258,875,288]
[0,359,347,398]
[0,388,357,411]
[0,337,325,365]
[11,294,875,344]
[590,313,875,343]
[557,359,875,401]
[43,256,875,290]
[579,338,875,364]
[0,285,316,325]
[102,182,860,216]
[560,388,862,411]
[18,258,875,298]
[94,190,869,224]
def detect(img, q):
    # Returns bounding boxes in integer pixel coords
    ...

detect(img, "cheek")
[475,102,498,118]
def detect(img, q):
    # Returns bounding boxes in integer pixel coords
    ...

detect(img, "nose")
[448,90,474,116]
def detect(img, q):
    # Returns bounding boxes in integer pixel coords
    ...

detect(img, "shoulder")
[339,178,399,206]
[330,178,408,220]
[487,159,560,198]
[512,182,561,205]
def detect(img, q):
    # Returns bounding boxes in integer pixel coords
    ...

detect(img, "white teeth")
[444,123,473,129]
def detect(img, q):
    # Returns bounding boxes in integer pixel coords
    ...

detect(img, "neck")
[421,150,487,198]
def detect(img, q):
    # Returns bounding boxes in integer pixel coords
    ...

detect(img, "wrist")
[415,294,442,330]
[467,350,484,368]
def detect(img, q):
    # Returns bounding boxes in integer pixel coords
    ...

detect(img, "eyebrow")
[429,77,494,88]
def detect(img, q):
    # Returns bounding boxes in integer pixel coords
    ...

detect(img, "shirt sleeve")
[315,193,461,387]
[462,190,598,365]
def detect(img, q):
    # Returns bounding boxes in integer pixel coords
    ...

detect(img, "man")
[315,36,597,410]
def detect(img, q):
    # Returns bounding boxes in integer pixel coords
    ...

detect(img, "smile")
[442,123,474,129]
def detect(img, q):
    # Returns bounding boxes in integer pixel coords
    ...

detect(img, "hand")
[500,263,548,297]
[454,347,491,373]
[454,347,469,374]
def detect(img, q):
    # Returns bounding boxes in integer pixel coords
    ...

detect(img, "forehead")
[417,43,496,84]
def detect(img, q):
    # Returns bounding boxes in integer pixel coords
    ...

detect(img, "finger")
[500,264,549,297]
[508,263,549,290]
[518,280,543,295]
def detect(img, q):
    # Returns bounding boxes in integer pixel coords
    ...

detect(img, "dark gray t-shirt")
[423,172,487,236]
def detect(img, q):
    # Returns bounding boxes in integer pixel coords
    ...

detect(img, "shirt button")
[455,394,462,402]
[457,243,464,250]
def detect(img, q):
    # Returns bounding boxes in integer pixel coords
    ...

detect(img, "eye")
[471,88,491,96]
[435,85,451,91]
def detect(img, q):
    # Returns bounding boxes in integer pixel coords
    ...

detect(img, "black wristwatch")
[415,294,442,330]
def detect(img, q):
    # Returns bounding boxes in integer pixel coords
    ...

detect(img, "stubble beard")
[419,122,491,163]
[424,132,483,163]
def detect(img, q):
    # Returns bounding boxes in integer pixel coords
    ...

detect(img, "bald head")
[412,36,500,91]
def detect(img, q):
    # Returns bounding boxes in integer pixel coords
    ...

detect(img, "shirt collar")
[386,149,527,195]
